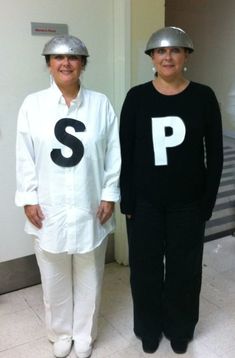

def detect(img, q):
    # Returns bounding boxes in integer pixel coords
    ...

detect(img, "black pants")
[126,201,205,341]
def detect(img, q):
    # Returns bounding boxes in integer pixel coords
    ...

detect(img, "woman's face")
[48,54,84,87]
[151,47,189,80]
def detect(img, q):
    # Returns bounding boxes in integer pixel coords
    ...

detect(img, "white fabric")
[15,82,121,254]
[34,237,107,348]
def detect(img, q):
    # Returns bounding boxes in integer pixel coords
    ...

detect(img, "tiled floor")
[1,235,235,357]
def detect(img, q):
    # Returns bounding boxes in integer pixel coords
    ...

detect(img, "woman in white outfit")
[15,35,121,358]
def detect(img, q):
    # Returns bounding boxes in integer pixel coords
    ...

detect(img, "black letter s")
[51,118,86,167]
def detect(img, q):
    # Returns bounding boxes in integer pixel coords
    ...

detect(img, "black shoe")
[170,339,189,354]
[142,335,162,354]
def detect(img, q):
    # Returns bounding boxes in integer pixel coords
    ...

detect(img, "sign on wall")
[31,22,68,36]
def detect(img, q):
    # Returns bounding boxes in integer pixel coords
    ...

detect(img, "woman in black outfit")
[120,27,223,354]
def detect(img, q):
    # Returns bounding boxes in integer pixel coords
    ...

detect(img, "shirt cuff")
[101,187,120,202]
[15,191,38,207]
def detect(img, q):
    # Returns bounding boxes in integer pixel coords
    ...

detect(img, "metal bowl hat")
[42,35,89,57]
[145,26,194,55]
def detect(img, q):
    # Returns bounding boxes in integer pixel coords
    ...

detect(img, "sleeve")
[119,89,136,214]
[202,87,224,220]
[15,98,39,207]
[100,99,121,203]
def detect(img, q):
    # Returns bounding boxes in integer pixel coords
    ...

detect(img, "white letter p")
[151,116,186,165]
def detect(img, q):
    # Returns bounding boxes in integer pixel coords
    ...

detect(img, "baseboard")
[0,254,41,295]
[205,229,234,242]
[223,130,235,139]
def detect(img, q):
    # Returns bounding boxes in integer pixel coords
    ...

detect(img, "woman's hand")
[24,204,45,229]
[97,200,114,225]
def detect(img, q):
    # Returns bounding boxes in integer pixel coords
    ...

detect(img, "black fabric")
[120,81,223,221]
[127,201,205,340]
[120,80,223,341]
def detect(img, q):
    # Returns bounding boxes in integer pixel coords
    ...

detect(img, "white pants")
[34,238,107,351]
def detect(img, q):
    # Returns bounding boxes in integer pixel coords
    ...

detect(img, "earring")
[152,66,158,77]
[49,74,54,85]
[183,66,188,72]
[152,66,158,74]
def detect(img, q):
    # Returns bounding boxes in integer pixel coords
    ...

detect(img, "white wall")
[131,0,165,86]
[114,0,165,264]
[0,0,118,262]
[165,0,235,136]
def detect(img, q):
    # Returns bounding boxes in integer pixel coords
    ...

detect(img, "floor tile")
[0,337,52,358]
[18,283,43,306]
[203,236,235,273]
[0,290,28,317]
[196,308,235,356]
[0,309,45,351]
[91,317,130,357]
[0,235,235,357]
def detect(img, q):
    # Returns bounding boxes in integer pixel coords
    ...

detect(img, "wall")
[131,0,165,86]
[114,0,165,264]
[0,0,116,263]
[165,0,235,136]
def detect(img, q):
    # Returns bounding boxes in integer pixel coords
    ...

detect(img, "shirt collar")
[50,81,84,108]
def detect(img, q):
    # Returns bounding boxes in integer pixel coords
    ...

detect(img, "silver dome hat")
[145,26,194,55]
[42,35,89,57]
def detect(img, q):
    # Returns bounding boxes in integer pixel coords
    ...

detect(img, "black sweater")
[120,81,223,220]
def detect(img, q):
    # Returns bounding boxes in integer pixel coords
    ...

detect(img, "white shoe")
[74,341,92,358]
[53,337,72,357]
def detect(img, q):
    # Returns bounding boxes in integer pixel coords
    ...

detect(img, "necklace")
[153,78,189,95]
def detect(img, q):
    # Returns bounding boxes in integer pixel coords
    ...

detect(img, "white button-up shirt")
[15,83,121,254]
